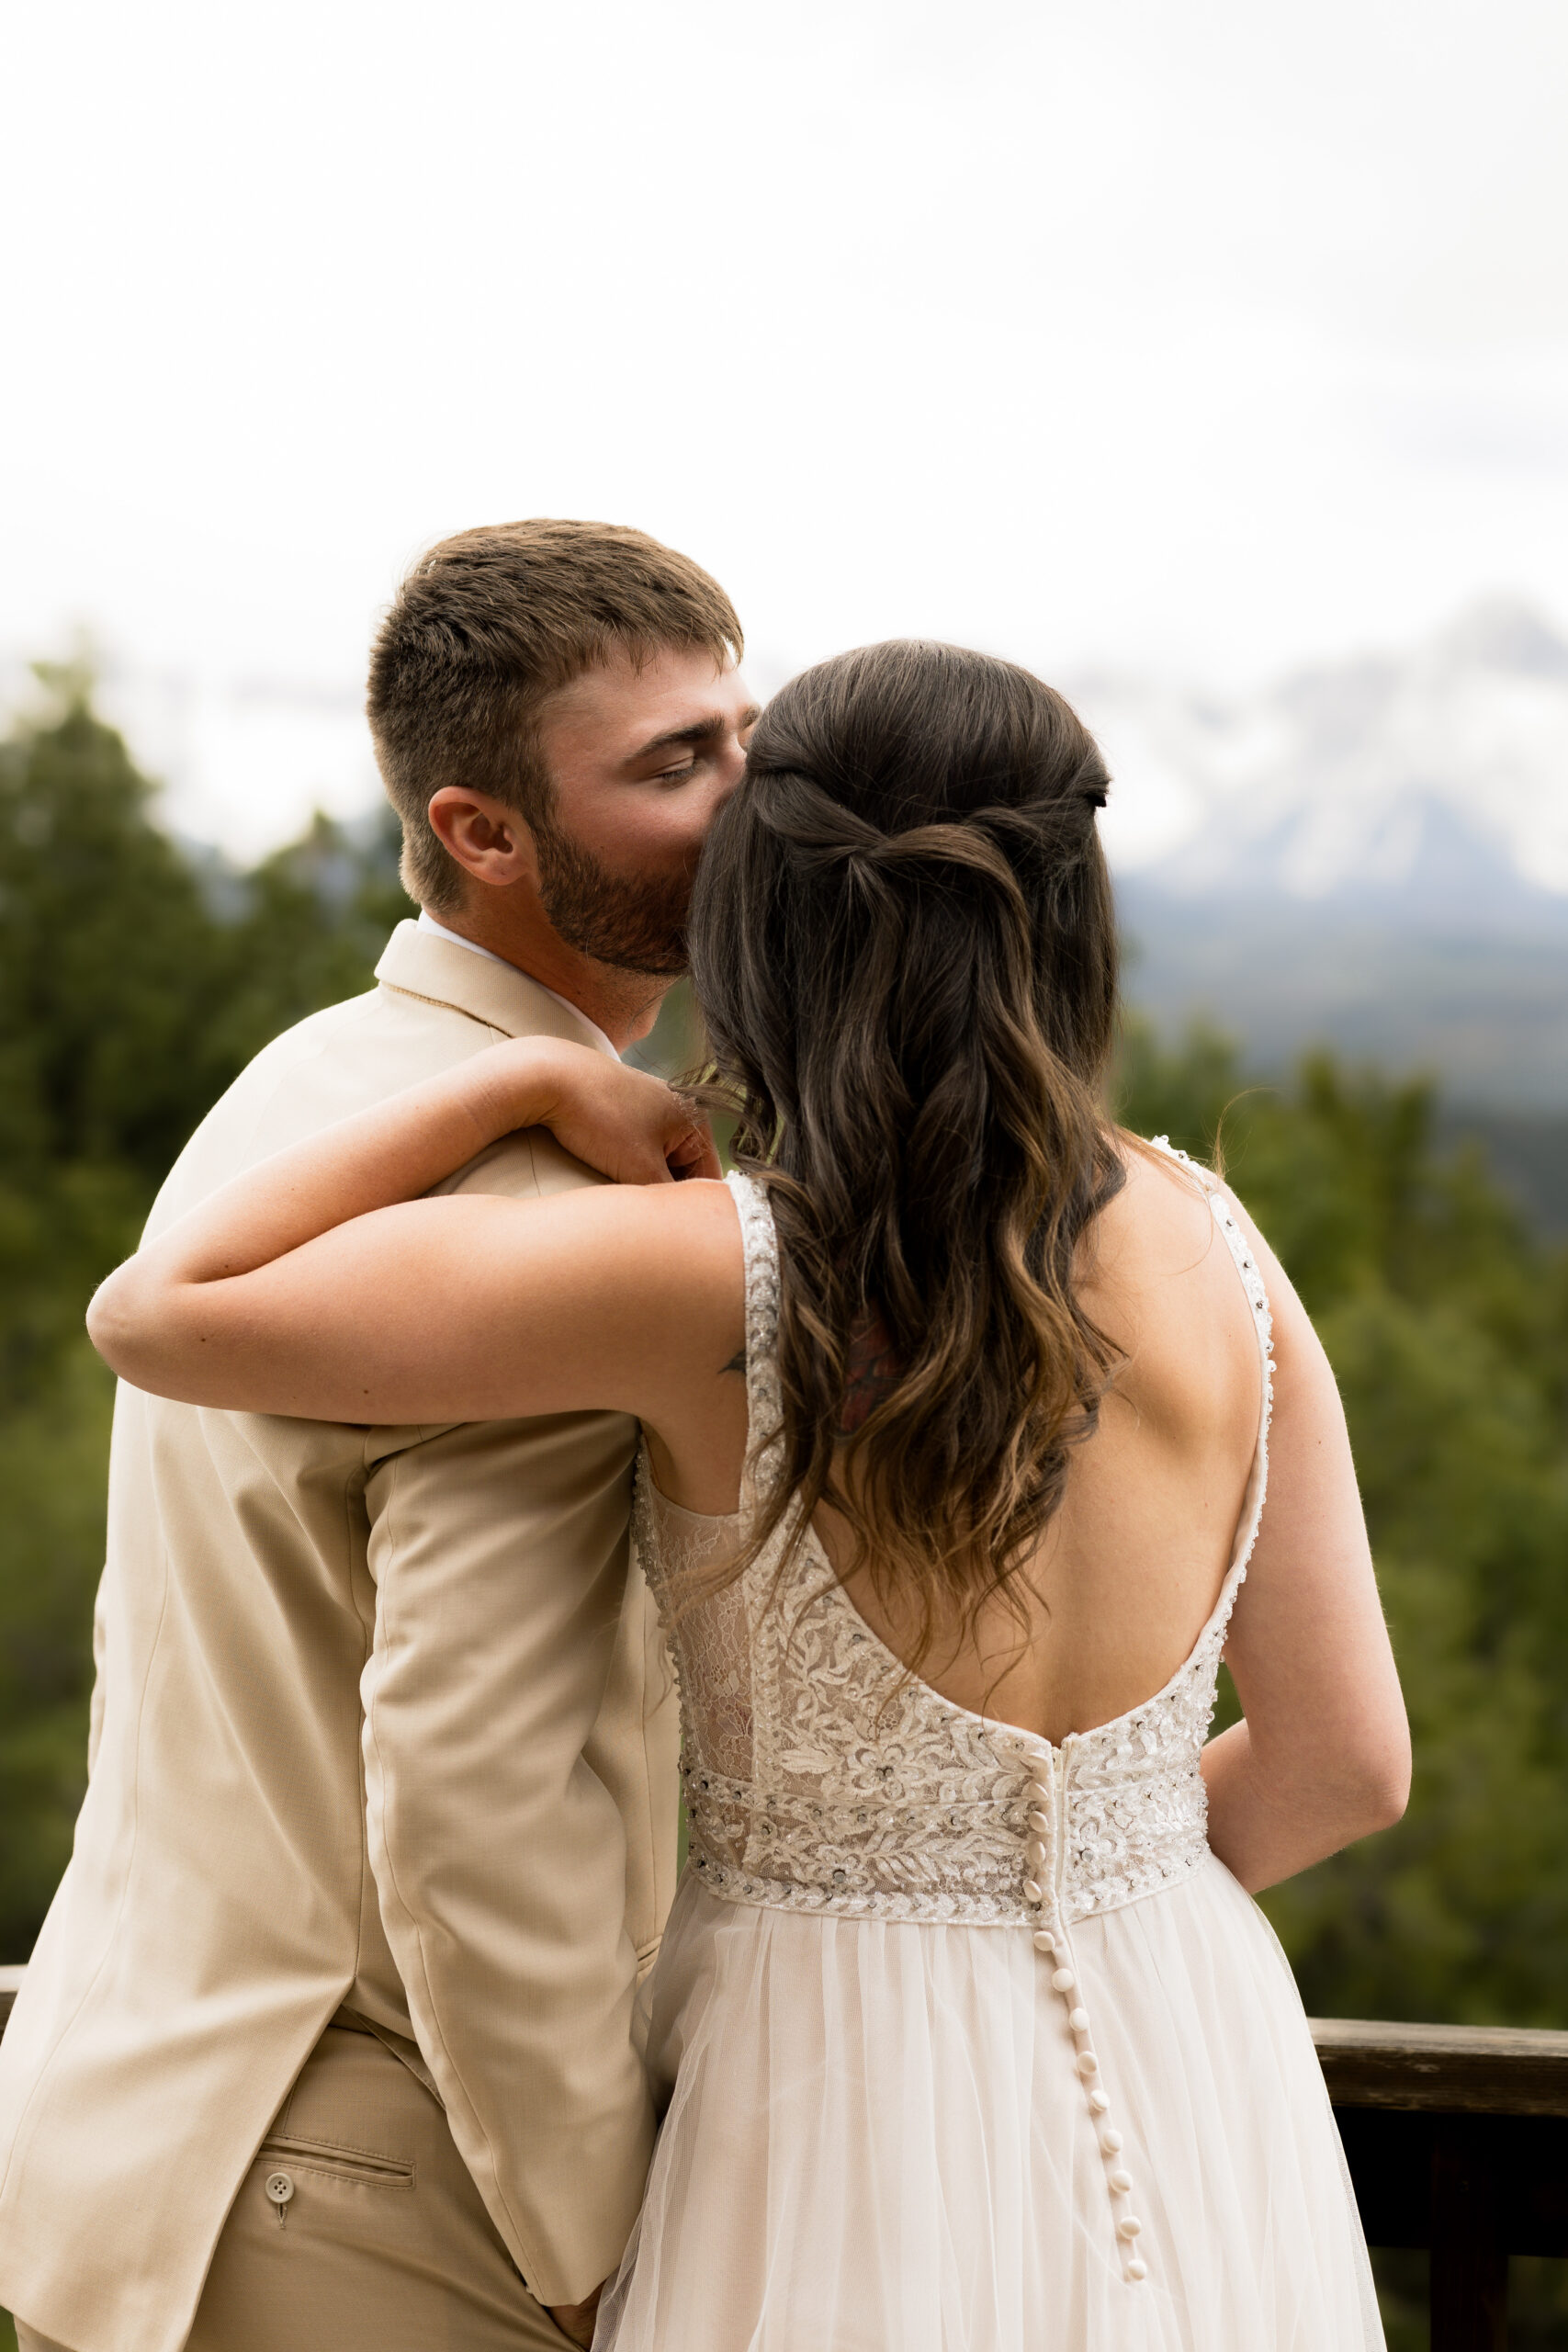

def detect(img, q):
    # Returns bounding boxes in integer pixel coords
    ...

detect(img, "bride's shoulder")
[1095,1132,1225,1271]
[669,1173,750,1254]
[1085,1135,1265,1408]
[578,1174,747,1306]
[580,1172,744,1250]
[534,1178,747,1387]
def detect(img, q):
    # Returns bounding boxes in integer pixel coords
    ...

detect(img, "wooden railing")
[0,1974,1562,2346]
[1314,2016,1568,2350]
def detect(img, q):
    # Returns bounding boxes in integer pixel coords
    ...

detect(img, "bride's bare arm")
[87,1038,742,1427]
[1200,1198,1411,1892]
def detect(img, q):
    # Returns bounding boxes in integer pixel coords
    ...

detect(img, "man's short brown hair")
[367,518,743,910]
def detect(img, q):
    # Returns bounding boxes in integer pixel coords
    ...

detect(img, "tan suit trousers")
[17,2025,580,2352]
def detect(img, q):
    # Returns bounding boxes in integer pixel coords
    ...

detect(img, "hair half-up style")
[687,639,1125,1662]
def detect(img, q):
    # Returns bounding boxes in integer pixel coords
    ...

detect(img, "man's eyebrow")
[629,704,763,762]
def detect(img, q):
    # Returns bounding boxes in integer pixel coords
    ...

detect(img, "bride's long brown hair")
[687,640,1125,1655]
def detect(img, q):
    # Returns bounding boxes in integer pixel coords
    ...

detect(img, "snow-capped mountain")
[1078,599,1568,914]
[1067,604,1568,1114]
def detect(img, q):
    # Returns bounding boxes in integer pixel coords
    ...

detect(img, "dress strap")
[1145,1136,1276,1594]
[724,1170,786,1512]
[1145,1137,1273,1352]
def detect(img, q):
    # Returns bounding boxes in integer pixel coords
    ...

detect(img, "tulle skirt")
[593,1854,1382,2350]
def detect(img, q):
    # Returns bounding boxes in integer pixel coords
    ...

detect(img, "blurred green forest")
[0,668,412,1955]
[3,671,1568,2056]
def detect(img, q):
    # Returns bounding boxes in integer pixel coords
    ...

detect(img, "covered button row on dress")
[1022,1767,1147,2286]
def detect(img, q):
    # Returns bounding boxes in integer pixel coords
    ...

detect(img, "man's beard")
[533,812,693,977]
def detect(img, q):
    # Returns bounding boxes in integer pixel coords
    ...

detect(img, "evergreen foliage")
[0,673,412,1955]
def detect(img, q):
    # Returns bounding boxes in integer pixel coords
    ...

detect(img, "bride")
[90,640,1407,2349]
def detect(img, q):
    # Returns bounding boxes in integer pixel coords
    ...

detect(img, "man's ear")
[425,787,541,890]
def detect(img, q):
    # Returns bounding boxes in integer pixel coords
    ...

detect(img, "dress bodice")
[633,1148,1274,1932]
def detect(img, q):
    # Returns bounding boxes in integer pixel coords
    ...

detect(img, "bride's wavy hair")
[688,639,1125,1652]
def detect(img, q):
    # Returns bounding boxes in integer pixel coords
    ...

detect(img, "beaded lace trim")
[633,1153,1275,1932]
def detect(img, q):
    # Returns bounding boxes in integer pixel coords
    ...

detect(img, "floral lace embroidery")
[633,1158,1275,1928]
[631,1478,753,1787]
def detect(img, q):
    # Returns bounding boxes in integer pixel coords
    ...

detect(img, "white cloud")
[3,0,1566,852]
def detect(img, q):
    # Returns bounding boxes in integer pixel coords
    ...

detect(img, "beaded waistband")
[681,1751,1212,1929]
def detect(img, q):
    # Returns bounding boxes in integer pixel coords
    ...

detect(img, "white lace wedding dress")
[593,1156,1383,2349]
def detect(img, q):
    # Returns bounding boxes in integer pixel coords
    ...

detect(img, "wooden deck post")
[1429,2117,1507,2352]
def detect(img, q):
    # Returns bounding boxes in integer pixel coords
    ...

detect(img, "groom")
[0,521,757,2352]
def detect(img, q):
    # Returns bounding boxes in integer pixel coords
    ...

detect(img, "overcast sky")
[5,0,1567,854]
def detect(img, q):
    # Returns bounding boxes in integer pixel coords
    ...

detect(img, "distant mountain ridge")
[1072,601,1568,1114]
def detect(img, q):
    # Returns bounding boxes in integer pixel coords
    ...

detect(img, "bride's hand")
[460,1036,721,1187]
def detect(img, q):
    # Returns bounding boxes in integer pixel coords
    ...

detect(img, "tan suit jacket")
[0,922,680,2352]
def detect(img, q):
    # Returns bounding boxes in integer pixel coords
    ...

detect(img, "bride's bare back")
[829,1147,1265,1747]
[630,1142,1261,1747]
